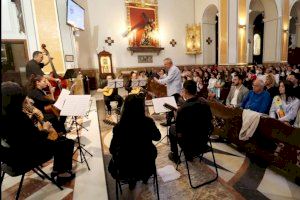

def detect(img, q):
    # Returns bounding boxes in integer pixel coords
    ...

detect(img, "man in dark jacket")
[168,80,213,163]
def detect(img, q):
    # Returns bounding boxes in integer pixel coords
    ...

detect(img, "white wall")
[195,0,219,65]
[83,0,195,71]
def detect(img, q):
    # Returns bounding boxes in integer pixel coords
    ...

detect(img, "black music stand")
[60,95,93,170]
[63,68,79,80]
[152,96,178,146]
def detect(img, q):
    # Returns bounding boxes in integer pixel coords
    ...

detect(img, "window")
[253,34,261,56]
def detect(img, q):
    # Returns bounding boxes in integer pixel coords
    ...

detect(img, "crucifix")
[105,37,114,46]
[206,37,213,45]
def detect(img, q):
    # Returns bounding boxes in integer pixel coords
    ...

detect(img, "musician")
[97,75,123,115]
[154,58,182,126]
[168,80,213,163]
[108,94,161,189]
[27,75,67,133]
[1,81,75,185]
[125,71,138,94]
[25,51,59,83]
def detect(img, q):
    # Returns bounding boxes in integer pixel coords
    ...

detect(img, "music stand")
[63,68,79,80]
[60,95,93,170]
[152,96,177,146]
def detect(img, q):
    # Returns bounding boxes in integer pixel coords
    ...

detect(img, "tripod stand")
[72,116,93,170]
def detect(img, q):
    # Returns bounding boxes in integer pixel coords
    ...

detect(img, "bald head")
[252,79,264,93]
[163,58,173,69]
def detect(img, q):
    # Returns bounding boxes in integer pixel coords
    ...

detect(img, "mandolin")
[23,99,60,141]
[41,44,68,100]
[103,118,117,126]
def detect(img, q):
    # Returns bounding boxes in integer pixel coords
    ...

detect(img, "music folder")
[60,95,91,116]
[152,96,177,113]
[63,68,79,79]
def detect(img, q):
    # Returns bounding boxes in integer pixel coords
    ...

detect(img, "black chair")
[175,134,218,189]
[0,143,63,200]
[113,159,160,200]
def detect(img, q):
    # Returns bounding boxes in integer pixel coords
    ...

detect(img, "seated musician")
[1,82,75,185]
[97,75,123,115]
[27,75,66,134]
[108,94,161,190]
[269,80,300,125]
[168,80,213,163]
[125,71,138,94]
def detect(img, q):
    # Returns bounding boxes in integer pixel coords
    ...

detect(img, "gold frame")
[186,24,202,54]
[125,0,159,47]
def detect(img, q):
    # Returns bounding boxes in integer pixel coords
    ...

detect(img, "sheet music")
[115,79,124,88]
[107,80,115,88]
[131,79,139,87]
[60,95,91,116]
[54,89,70,110]
[152,96,177,113]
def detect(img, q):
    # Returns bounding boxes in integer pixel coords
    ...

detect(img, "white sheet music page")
[60,95,91,116]
[54,89,70,110]
[152,96,177,113]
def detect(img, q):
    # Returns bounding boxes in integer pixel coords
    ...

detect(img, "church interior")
[1,0,300,199]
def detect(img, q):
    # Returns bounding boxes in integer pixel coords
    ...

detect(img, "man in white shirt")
[154,58,182,126]
[226,74,249,108]
[154,58,182,102]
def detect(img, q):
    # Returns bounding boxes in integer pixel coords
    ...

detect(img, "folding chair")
[176,135,218,189]
[114,161,160,200]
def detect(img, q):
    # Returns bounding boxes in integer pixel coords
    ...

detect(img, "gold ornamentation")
[186,24,201,54]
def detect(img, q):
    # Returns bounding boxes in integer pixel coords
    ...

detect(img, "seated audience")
[158,69,167,79]
[269,80,300,124]
[108,94,161,189]
[97,75,123,115]
[241,79,271,114]
[1,82,75,185]
[168,80,213,163]
[195,76,208,98]
[287,72,300,99]
[226,74,249,108]
[265,73,279,99]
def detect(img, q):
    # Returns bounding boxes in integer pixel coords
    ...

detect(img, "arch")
[202,4,218,65]
[288,0,300,64]
[247,0,279,63]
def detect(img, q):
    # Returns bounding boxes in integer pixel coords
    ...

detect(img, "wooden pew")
[206,99,300,183]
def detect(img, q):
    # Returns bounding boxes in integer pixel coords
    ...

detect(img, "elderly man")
[154,58,182,101]
[154,58,182,126]
[241,79,271,114]
[226,74,249,108]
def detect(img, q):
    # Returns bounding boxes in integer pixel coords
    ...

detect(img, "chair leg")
[32,168,45,180]
[185,139,218,189]
[115,179,119,200]
[154,171,160,200]
[176,150,183,170]
[15,174,25,200]
[35,167,63,190]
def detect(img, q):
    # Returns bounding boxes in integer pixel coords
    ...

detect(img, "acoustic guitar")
[102,86,114,97]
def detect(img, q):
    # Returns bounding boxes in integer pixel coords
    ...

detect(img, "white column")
[296,23,300,48]
[228,0,238,64]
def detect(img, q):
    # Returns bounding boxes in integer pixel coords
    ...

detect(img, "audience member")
[241,79,271,114]
[226,74,249,108]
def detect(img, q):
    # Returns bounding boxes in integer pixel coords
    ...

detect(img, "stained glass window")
[253,34,261,55]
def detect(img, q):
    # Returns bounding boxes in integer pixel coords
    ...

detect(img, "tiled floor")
[1,90,299,199]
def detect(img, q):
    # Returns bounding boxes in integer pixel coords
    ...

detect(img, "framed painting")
[125,0,159,47]
[98,50,113,76]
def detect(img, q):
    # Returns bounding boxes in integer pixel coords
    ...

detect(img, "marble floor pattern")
[1,96,108,200]
[1,90,299,200]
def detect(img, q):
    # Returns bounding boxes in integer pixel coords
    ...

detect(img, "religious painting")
[186,24,201,54]
[125,0,160,47]
[98,50,113,76]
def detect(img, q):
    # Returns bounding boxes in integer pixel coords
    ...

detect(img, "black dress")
[108,117,161,180]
